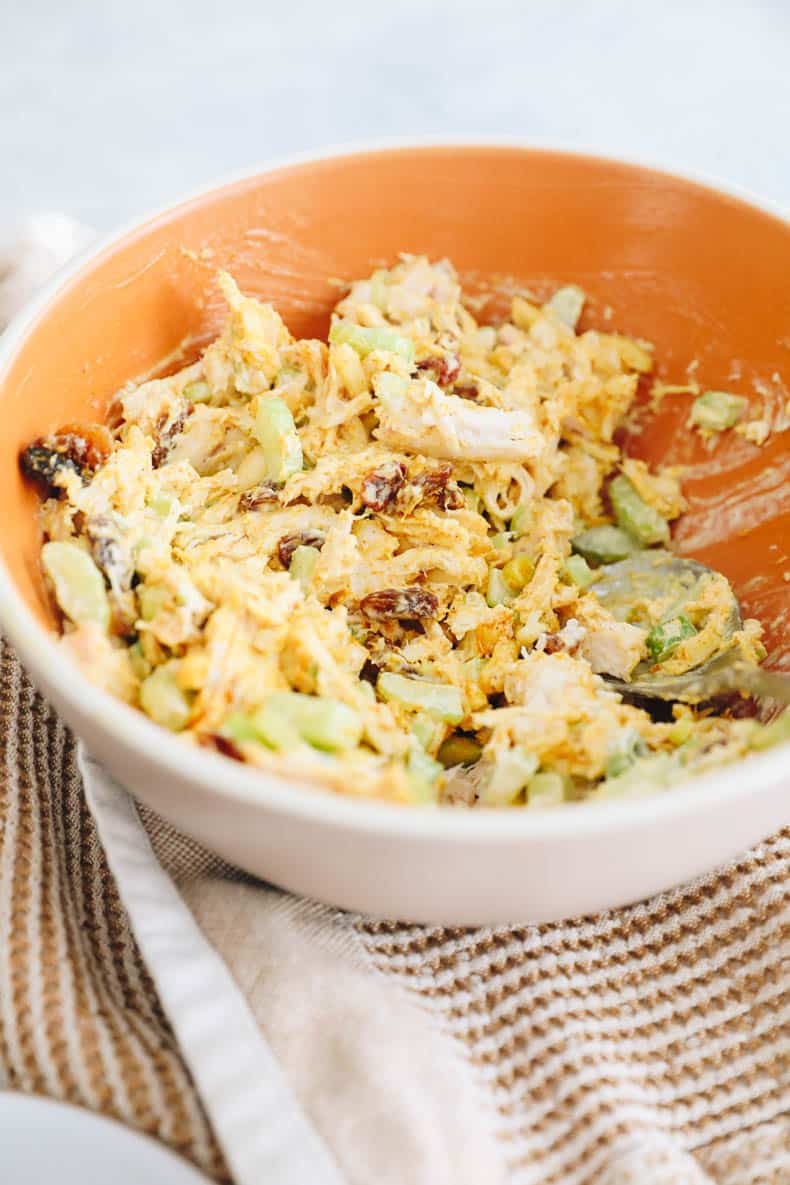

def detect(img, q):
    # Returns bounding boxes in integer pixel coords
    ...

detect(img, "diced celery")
[260,691,363,752]
[249,700,303,751]
[221,711,264,745]
[605,728,648,779]
[138,584,168,622]
[463,487,480,513]
[329,321,415,364]
[502,554,534,592]
[562,555,594,589]
[596,752,681,799]
[646,615,697,662]
[42,541,110,630]
[571,525,638,565]
[510,504,530,536]
[410,712,443,751]
[491,531,512,550]
[689,390,748,432]
[147,491,178,517]
[377,672,464,724]
[546,285,585,329]
[253,396,303,482]
[407,746,443,803]
[182,379,212,403]
[437,735,482,768]
[526,771,567,806]
[482,750,539,806]
[289,545,319,592]
[609,475,670,546]
[139,664,192,732]
[486,567,512,607]
[128,640,151,680]
[408,745,443,784]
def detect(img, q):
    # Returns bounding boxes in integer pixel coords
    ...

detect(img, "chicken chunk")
[374,375,546,463]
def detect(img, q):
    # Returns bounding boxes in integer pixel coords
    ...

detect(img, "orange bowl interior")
[1,146,788,664]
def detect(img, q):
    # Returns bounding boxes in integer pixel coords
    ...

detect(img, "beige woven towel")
[1,636,789,1184]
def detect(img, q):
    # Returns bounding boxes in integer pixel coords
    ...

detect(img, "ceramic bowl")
[0,144,787,923]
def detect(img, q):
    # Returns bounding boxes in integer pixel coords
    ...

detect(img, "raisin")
[20,423,112,495]
[151,404,192,469]
[277,529,326,568]
[239,483,281,511]
[20,445,81,491]
[413,465,465,510]
[453,383,479,401]
[416,353,461,386]
[359,588,439,621]
[361,461,406,511]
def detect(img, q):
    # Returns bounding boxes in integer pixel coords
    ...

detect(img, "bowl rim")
[0,136,787,843]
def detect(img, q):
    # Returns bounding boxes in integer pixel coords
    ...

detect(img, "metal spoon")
[591,551,790,704]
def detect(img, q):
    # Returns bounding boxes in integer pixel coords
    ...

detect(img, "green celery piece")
[609,475,670,546]
[571,525,638,565]
[289,545,319,592]
[147,491,178,517]
[526,771,567,806]
[182,379,212,403]
[408,745,443,785]
[510,504,530,536]
[329,321,415,364]
[562,555,594,589]
[482,750,539,806]
[42,541,110,630]
[221,711,264,745]
[486,568,512,607]
[139,664,192,732]
[605,728,648,779]
[257,691,363,753]
[377,672,464,724]
[463,487,481,514]
[690,390,748,432]
[253,396,303,482]
[646,614,697,662]
[595,752,682,799]
[491,531,512,550]
[410,713,443,752]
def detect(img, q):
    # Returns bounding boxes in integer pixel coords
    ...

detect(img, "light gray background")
[2,0,788,230]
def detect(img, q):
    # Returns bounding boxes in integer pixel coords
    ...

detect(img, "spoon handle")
[725,663,790,705]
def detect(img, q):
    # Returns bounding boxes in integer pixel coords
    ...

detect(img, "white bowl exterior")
[29,648,790,925]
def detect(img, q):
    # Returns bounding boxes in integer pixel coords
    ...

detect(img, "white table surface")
[2,0,788,230]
